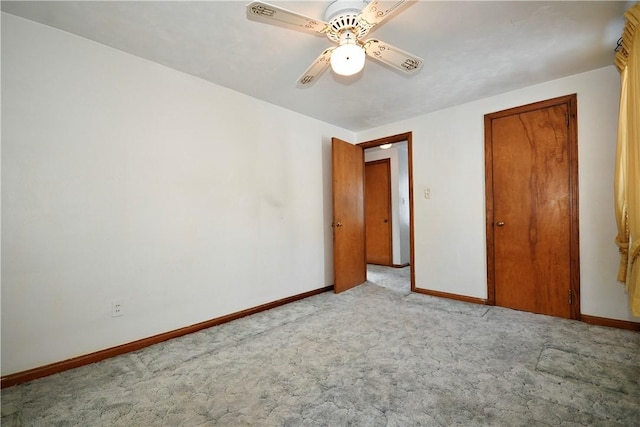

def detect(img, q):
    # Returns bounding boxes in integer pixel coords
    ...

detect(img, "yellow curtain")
[615,2,640,316]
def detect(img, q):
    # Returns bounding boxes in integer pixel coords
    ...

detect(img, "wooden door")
[332,137,366,293]
[365,159,392,265]
[485,95,579,319]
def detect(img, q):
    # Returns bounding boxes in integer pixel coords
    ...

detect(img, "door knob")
[335,222,343,227]
[383,219,389,223]
[496,221,505,227]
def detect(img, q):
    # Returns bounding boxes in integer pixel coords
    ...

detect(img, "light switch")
[424,188,431,199]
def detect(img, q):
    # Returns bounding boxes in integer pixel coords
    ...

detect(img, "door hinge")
[565,111,569,127]
[569,289,573,305]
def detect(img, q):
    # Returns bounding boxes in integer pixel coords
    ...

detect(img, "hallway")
[366,264,411,295]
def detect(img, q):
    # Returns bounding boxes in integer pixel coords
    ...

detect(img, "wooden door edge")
[484,114,496,306]
[567,95,581,320]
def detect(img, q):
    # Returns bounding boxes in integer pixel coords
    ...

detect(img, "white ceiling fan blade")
[297,48,334,87]
[358,0,407,32]
[363,39,423,74]
[247,1,329,35]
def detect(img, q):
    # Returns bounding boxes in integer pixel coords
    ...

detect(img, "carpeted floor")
[2,267,639,426]
[366,264,411,295]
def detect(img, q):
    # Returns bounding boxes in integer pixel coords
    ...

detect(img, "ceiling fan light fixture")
[330,44,365,76]
[330,30,365,76]
[247,1,425,86]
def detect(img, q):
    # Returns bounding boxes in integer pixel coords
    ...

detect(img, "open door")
[332,137,366,293]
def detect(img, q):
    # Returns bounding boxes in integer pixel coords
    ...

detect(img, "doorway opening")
[331,132,414,293]
[359,133,415,293]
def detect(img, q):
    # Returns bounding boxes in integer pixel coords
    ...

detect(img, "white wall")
[3,14,637,378]
[1,13,354,376]
[358,66,639,323]
[397,146,410,265]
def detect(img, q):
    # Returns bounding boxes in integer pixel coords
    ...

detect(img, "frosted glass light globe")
[330,44,365,76]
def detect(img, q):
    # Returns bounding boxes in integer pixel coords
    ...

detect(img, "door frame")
[484,94,580,320]
[359,132,415,291]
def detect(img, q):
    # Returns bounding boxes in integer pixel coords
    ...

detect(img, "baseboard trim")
[367,263,409,268]
[413,287,488,305]
[1,285,334,389]
[580,314,640,331]
[414,288,639,331]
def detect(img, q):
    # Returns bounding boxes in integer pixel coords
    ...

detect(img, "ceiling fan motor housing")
[324,0,371,42]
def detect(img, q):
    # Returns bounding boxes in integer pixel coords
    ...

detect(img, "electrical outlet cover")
[111,300,124,317]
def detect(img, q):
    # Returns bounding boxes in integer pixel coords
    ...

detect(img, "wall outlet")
[111,300,124,317]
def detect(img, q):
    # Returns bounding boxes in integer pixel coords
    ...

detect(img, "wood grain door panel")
[332,137,366,293]
[365,159,392,265]
[485,95,579,319]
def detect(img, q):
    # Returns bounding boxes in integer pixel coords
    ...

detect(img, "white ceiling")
[1,1,629,132]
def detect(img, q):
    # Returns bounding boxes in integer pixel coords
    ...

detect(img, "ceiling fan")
[246,0,424,86]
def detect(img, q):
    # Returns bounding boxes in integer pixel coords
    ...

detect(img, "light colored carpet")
[366,264,411,295]
[2,279,639,426]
